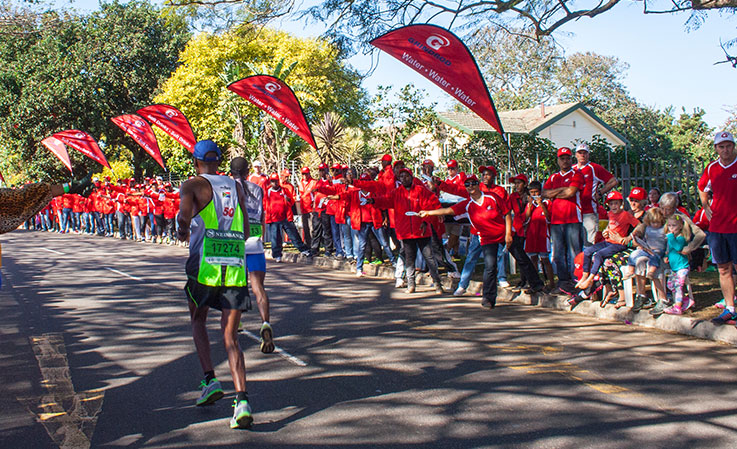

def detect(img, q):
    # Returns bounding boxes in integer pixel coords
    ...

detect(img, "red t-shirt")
[508,192,526,237]
[544,170,584,225]
[698,158,737,233]
[264,187,294,223]
[524,200,551,253]
[693,208,710,231]
[450,193,509,245]
[575,162,614,214]
[605,210,639,244]
[444,172,467,189]
[248,174,268,192]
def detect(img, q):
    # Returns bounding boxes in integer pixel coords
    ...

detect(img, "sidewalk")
[269,251,737,346]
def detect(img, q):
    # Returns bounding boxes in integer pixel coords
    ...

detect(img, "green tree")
[0,1,190,182]
[154,25,369,176]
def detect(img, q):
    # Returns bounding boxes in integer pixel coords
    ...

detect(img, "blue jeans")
[61,208,73,232]
[482,243,500,305]
[342,218,354,259]
[551,223,584,283]
[497,244,508,282]
[329,215,344,257]
[356,223,395,270]
[270,220,309,259]
[459,234,482,289]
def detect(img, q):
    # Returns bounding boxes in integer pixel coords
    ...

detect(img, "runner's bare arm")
[177,180,195,241]
[235,181,249,236]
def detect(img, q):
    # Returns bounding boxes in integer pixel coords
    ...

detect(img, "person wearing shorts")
[178,140,254,429]
[699,131,737,325]
[230,157,275,354]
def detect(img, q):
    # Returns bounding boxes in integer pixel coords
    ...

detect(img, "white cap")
[92,176,99,182]
[576,143,590,153]
[253,161,263,167]
[714,131,735,145]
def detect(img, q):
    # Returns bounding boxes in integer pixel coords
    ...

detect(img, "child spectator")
[663,215,694,315]
[524,181,555,291]
[623,207,667,310]
[575,191,639,290]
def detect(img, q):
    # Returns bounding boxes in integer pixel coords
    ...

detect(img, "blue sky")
[53,1,736,127]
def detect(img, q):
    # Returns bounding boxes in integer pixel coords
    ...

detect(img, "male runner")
[231,157,275,352]
[177,140,253,429]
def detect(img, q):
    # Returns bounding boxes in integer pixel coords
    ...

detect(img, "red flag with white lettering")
[137,104,196,152]
[227,75,317,149]
[111,114,166,170]
[370,24,504,135]
[41,136,73,173]
[52,130,110,169]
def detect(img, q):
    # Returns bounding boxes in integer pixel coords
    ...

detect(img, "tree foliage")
[0,0,190,183]
[153,25,369,176]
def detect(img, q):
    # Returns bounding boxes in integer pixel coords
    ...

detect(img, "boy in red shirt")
[576,191,639,290]
[264,173,311,261]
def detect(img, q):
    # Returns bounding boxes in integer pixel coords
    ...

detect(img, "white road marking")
[240,329,308,367]
[104,267,143,281]
[41,247,64,255]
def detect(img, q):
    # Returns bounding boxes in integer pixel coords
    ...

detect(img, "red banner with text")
[371,24,504,135]
[137,104,196,152]
[112,114,166,170]
[227,75,317,149]
[52,130,110,169]
[41,136,73,173]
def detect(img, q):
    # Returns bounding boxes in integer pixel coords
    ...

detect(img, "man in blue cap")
[177,139,254,429]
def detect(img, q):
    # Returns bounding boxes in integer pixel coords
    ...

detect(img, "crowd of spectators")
[20,130,737,324]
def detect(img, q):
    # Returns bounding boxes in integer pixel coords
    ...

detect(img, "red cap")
[479,165,497,177]
[318,163,328,170]
[447,159,458,169]
[422,159,434,166]
[628,187,646,201]
[330,163,341,170]
[359,173,370,181]
[397,167,412,177]
[104,176,111,181]
[301,167,310,174]
[605,191,624,203]
[509,173,528,184]
[464,174,479,183]
[381,154,392,162]
[557,147,573,157]
[393,160,404,167]
[282,169,291,176]
[269,173,279,181]
[341,164,349,170]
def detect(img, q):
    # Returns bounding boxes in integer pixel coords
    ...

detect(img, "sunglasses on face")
[464,180,479,187]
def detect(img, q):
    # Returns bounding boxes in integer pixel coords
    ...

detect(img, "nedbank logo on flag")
[407,35,452,66]
[165,109,178,118]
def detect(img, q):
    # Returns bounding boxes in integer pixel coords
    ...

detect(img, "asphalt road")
[2,229,737,449]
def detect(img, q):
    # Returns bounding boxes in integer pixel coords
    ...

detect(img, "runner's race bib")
[249,223,263,238]
[203,229,245,266]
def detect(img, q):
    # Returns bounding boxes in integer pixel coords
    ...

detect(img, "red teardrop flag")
[137,104,196,152]
[227,75,317,149]
[41,136,73,173]
[370,24,504,135]
[52,130,110,169]
[111,114,166,170]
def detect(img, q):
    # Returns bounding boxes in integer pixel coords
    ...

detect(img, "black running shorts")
[185,279,251,312]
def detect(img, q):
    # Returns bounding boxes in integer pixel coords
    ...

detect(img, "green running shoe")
[196,378,224,406]
[230,399,253,429]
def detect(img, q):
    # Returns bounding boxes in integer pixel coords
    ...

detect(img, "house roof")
[437,102,629,146]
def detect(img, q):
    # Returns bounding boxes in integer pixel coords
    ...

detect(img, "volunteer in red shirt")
[543,146,585,289]
[311,163,334,256]
[329,173,396,277]
[574,143,618,246]
[420,175,511,308]
[378,154,395,192]
[298,167,318,248]
[369,168,444,294]
[698,131,737,323]
[248,161,268,192]
[576,191,639,290]
[443,159,467,255]
[627,187,648,222]
[507,174,544,294]
[264,173,311,262]
[317,163,349,259]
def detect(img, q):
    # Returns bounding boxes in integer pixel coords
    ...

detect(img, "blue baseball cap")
[193,140,222,162]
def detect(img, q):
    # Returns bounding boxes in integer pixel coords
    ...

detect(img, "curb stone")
[268,251,737,346]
